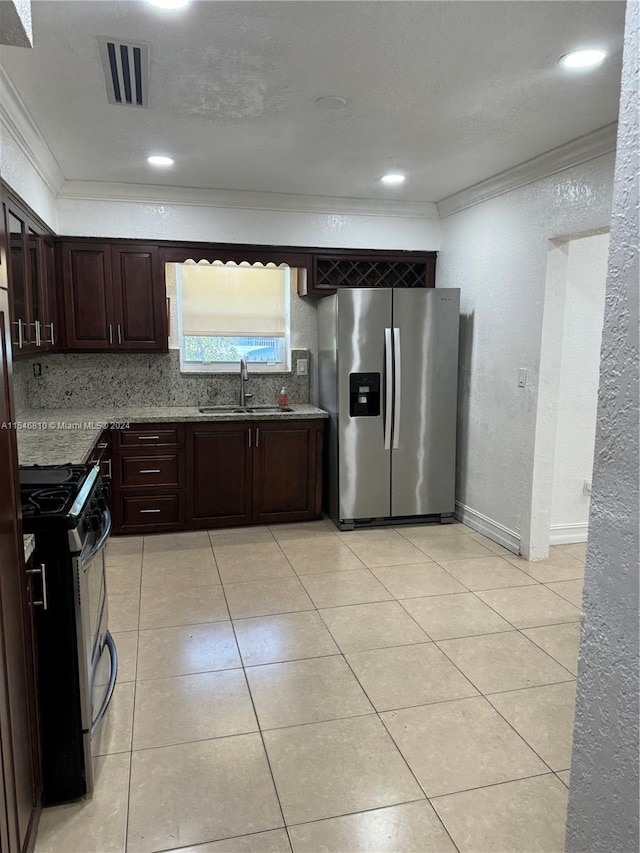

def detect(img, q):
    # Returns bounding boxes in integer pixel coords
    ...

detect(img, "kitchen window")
[176,262,291,373]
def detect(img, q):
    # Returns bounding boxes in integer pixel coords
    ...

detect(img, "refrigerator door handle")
[384,328,393,450]
[393,327,401,449]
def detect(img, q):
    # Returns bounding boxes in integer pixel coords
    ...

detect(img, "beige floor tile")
[414,536,496,562]
[225,576,314,619]
[522,622,582,675]
[346,643,478,711]
[141,558,220,594]
[438,632,575,693]
[505,552,585,582]
[280,539,366,574]
[263,715,424,824]
[382,697,547,797]
[215,542,295,583]
[546,578,584,607]
[401,592,513,640]
[557,769,571,787]
[466,531,519,557]
[93,681,134,756]
[105,535,144,565]
[300,569,393,608]
[127,734,283,853]
[319,601,429,653]
[270,519,339,542]
[476,585,581,628]
[133,670,257,750]
[396,524,471,549]
[436,556,537,591]
[144,530,212,552]
[370,563,466,598]
[234,611,339,666]
[246,655,372,729]
[432,774,568,853]
[341,530,432,568]
[142,546,218,573]
[171,829,292,853]
[137,622,241,679]
[34,752,130,853]
[555,542,587,561]
[488,682,577,770]
[140,584,229,628]
[111,631,138,682]
[106,562,142,595]
[209,526,276,547]
[288,800,456,853]
[108,592,140,632]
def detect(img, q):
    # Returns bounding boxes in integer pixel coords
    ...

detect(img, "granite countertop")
[24,534,36,563]
[14,404,328,466]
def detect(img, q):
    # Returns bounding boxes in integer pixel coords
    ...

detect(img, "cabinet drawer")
[119,426,181,448]
[120,454,180,488]
[120,494,180,528]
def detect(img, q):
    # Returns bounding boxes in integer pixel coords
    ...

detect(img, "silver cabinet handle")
[139,469,161,474]
[109,324,113,344]
[248,429,252,448]
[32,320,42,346]
[13,319,24,349]
[138,435,160,440]
[140,509,161,514]
[384,328,393,450]
[255,427,260,447]
[117,324,122,345]
[393,327,401,450]
[27,562,48,610]
[45,321,55,346]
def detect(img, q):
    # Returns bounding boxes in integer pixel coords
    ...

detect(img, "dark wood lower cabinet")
[0,305,41,853]
[108,419,324,534]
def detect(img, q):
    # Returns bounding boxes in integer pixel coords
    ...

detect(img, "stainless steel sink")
[198,406,294,415]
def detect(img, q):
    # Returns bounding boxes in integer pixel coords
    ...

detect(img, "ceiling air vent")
[97,36,150,108]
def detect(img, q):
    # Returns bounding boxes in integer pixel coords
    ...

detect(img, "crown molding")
[0,65,65,196]
[58,180,440,220]
[437,123,618,219]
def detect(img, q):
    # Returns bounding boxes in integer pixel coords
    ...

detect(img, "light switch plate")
[518,368,528,388]
[297,358,308,376]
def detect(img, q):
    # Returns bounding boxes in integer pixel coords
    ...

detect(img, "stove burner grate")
[23,487,74,517]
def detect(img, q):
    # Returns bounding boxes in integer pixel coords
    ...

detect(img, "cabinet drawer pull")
[117,324,122,345]
[109,324,113,344]
[139,468,161,474]
[139,509,161,514]
[248,430,252,448]
[138,435,160,440]
[46,321,55,346]
[27,563,48,610]
[255,427,260,447]
[32,320,42,346]
[13,319,24,349]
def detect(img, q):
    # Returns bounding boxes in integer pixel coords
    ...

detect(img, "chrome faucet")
[239,358,253,407]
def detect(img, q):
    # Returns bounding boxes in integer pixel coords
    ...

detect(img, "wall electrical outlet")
[518,368,528,388]
[33,362,42,377]
[296,358,308,376]
[584,480,592,495]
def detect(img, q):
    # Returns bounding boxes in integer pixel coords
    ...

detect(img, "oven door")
[74,508,118,795]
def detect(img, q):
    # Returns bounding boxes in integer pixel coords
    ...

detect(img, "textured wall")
[566,2,639,849]
[0,121,59,229]
[437,154,615,551]
[550,233,608,540]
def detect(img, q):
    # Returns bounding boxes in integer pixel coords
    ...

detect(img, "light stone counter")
[24,534,36,563]
[14,405,328,466]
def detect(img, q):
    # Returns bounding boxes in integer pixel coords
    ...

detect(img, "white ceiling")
[0,0,626,204]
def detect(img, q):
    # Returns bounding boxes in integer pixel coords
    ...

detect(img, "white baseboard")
[454,501,521,555]
[549,523,589,545]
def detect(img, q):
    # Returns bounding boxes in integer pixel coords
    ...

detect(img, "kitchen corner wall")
[13,348,311,411]
[437,153,615,555]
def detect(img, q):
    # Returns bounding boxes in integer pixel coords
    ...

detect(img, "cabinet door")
[41,237,58,349]
[0,307,41,852]
[5,209,29,352]
[61,242,115,349]
[111,245,167,350]
[186,424,253,528]
[252,420,323,524]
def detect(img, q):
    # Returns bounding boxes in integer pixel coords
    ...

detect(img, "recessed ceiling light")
[315,96,349,109]
[559,48,607,69]
[146,0,189,9]
[147,155,174,167]
[380,174,406,185]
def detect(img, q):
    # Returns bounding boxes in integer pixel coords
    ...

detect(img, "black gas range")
[19,464,117,804]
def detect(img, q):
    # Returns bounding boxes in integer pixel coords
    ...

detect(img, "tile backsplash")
[14,349,310,411]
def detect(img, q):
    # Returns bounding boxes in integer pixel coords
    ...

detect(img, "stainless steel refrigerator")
[318,287,460,529]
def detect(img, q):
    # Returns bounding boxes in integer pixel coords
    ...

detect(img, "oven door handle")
[82,509,112,566]
[90,632,118,735]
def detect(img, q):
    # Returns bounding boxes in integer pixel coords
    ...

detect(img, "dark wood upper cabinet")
[60,241,167,352]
